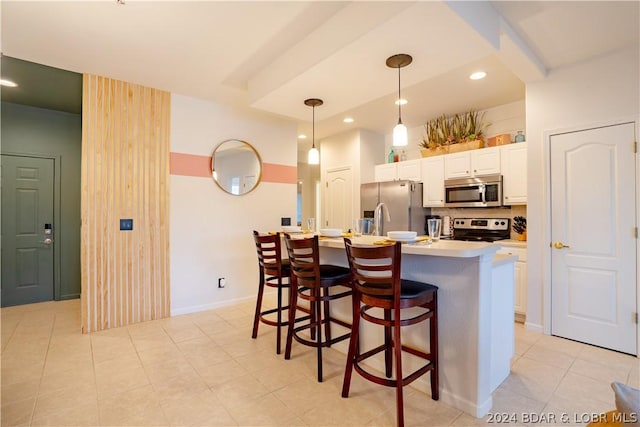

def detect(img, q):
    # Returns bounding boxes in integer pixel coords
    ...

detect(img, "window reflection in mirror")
[212,139,262,195]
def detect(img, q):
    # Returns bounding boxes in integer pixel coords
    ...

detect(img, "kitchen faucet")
[373,202,391,236]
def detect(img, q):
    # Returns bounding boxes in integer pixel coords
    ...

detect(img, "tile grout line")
[28,310,57,426]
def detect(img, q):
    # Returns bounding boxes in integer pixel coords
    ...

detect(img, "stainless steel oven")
[452,218,510,242]
[444,174,502,208]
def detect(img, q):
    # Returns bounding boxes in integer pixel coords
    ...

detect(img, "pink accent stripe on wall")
[262,163,297,184]
[170,152,297,184]
[170,153,211,178]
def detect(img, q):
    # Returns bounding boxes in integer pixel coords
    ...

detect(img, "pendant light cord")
[312,105,316,149]
[397,66,402,124]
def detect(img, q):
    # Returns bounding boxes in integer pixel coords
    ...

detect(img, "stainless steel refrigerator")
[360,181,425,235]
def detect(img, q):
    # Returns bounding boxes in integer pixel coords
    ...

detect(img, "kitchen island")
[316,236,516,418]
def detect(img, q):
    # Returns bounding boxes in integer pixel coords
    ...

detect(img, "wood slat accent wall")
[81,74,171,333]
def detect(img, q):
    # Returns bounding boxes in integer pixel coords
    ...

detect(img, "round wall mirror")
[212,139,262,195]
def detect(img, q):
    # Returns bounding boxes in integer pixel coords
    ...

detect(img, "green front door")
[1,155,55,307]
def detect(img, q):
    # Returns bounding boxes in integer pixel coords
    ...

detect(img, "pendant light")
[386,54,412,147]
[305,98,323,165]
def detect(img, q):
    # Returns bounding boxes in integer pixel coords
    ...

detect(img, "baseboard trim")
[171,295,255,317]
[524,321,543,333]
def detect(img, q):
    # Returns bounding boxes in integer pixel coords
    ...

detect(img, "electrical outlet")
[281,217,291,226]
[218,277,226,288]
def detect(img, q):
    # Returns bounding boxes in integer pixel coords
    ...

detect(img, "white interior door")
[550,122,637,355]
[325,167,352,230]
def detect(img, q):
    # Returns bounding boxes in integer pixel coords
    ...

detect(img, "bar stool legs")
[342,238,439,427]
[283,233,353,382]
[252,231,296,355]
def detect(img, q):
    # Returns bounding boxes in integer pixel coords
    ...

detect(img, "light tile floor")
[1,298,638,426]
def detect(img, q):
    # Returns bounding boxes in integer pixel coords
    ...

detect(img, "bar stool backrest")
[284,234,321,288]
[253,231,285,277]
[344,239,402,301]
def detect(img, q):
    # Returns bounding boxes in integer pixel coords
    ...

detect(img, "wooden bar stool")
[342,238,439,427]
[252,231,309,354]
[283,233,352,382]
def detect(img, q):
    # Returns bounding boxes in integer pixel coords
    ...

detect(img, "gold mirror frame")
[211,139,262,195]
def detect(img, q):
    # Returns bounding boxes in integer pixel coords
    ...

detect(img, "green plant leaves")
[420,109,490,149]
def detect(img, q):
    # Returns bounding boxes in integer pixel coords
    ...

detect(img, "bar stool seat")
[342,238,439,427]
[284,233,353,382]
[252,231,309,354]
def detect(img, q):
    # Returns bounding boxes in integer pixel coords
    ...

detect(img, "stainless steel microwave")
[444,174,503,208]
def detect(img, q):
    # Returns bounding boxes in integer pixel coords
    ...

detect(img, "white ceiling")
[1,1,638,154]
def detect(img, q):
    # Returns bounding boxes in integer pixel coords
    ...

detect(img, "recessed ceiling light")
[469,71,487,80]
[0,79,18,87]
[298,134,307,139]
[395,98,408,106]
[343,117,354,123]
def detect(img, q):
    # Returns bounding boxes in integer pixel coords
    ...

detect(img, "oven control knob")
[501,221,506,225]
[494,221,499,226]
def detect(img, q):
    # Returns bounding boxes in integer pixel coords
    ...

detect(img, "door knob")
[553,241,570,249]
[41,238,53,245]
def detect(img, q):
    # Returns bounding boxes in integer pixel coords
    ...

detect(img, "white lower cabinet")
[497,244,527,319]
[420,156,444,207]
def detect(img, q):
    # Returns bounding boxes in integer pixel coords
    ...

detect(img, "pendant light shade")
[308,146,320,164]
[393,122,408,146]
[386,54,412,147]
[304,98,323,165]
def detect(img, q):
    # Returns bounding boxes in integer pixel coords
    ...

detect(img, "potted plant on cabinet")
[420,110,489,157]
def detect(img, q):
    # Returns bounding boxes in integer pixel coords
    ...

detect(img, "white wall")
[170,94,297,315]
[525,46,639,331]
[359,128,385,184]
[297,161,320,226]
[320,128,384,228]
[320,129,360,230]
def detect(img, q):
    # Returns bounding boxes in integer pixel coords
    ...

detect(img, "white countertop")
[315,235,499,258]
[495,239,527,248]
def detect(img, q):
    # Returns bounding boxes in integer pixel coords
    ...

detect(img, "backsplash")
[431,205,527,240]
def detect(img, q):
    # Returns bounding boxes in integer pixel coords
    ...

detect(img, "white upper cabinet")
[374,163,398,182]
[443,152,472,179]
[420,156,445,207]
[444,146,501,179]
[374,159,422,182]
[500,143,527,205]
[397,159,422,181]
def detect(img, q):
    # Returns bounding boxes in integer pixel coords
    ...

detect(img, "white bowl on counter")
[387,231,417,241]
[319,228,342,237]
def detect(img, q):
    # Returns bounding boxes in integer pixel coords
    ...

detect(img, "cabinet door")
[397,159,422,181]
[514,261,527,316]
[500,143,527,205]
[421,156,444,207]
[374,163,397,182]
[497,245,527,316]
[471,146,501,176]
[444,152,471,179]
